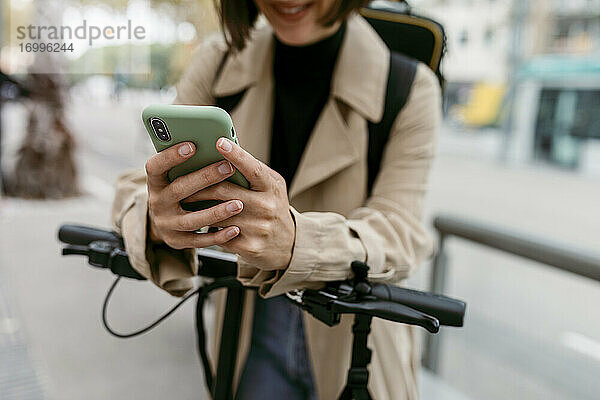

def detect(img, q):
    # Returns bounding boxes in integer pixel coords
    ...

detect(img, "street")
[1,95,599,400]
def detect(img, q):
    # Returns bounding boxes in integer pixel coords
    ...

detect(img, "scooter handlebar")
[58,224,466,329]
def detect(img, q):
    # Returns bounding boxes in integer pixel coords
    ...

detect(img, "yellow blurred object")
[455,83,506,127]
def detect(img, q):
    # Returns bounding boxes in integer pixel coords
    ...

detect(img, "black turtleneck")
[269,22,346,187]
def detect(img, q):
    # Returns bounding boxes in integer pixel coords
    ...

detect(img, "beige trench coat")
[111,13,440,400]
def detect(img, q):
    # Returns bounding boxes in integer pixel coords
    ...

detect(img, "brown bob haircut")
[215,0,371,52]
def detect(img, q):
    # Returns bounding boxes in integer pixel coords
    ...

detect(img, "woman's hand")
[145,142,244,249]
[183,138,296,270]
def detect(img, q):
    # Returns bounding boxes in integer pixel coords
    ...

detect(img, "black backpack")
[215,0,445,196]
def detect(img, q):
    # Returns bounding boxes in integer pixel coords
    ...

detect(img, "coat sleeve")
[238,63,441,297]
[110,36,226,296]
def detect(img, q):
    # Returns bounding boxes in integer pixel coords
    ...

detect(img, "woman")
[111,0,441,398]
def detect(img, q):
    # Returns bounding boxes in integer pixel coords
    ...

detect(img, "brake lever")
[62,244,90,257]
[330,298,440,333]
[61,241,145,280]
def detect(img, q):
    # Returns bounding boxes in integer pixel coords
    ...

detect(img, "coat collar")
[212,13,390,123]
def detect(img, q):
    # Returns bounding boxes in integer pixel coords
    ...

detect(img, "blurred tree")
[4,0,79,198]
[4,73,79,198]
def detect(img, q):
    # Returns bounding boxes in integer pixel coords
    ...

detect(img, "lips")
[271,2,313,22]
[276,4,309,14]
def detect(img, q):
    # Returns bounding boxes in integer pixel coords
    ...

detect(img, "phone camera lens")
[150,118,170,142]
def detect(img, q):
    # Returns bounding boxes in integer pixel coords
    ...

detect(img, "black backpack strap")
[367,52,418,195]
[214,52,247,113]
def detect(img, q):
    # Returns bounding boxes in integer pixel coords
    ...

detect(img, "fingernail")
[226,226,240,239]
[218,161,233,175]
[217,138,232,152]
[226,200,243,212]
[179,143,194,157]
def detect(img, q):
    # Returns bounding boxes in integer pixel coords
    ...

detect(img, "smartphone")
[142,104,249,211]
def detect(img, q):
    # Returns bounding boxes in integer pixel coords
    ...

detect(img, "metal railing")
[422,213,600,373]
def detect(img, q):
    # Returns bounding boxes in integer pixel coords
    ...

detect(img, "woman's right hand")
[145,142,244,250]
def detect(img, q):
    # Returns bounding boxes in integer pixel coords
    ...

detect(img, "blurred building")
[415,0,600,173]
[510,0,600,172]
[416,0,512,83]
[415,0,513,124]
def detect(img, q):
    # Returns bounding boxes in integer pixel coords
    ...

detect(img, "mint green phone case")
[142,104,249,211]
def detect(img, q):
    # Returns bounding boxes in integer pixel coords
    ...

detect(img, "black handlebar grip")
[58,225,121,246]
[370,284,466,327]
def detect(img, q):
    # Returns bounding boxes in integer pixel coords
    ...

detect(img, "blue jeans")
[235,294,318,400]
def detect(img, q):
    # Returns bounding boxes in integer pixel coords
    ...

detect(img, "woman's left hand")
[183,138,295,270]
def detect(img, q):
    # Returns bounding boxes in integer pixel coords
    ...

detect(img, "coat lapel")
[288,15,390,199]
[288,99,363,198]
[229,74,274,164]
